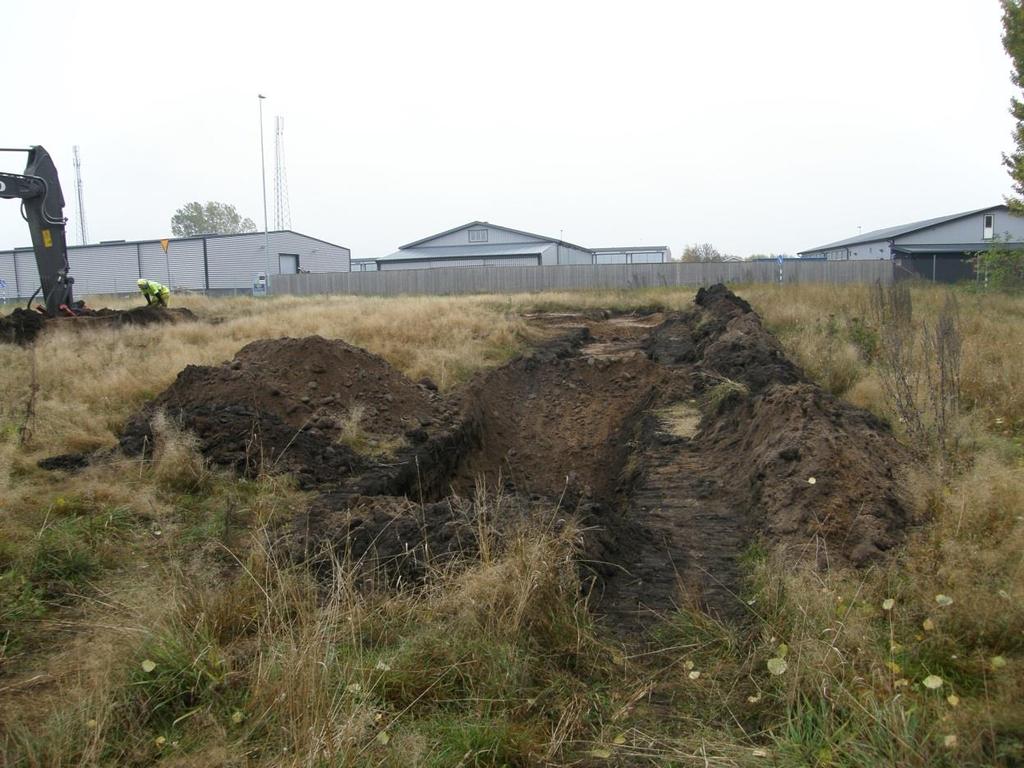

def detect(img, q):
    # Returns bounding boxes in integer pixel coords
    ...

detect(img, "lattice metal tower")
[72,145,89,244]
[273,116,292,230]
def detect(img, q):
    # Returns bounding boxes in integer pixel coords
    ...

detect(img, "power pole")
[273,116,292,230]
[72,145,88,245]
[258,95,270,281]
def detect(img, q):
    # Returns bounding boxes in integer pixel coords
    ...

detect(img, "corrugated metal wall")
[379,255,540,270]
[554,244,593,265]
[206,232,349,289]
[70,244,140,294]
[0,231,349,298]
[0,253,17,299]
[140,240,206,288]
[15,252,40,296]
[413,226,547,248]
[271,259,895,298]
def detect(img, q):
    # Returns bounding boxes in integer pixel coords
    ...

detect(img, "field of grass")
[1,283,1022,767]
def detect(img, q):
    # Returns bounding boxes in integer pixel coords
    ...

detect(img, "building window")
[468,229,488,243]
[983,214,994,240]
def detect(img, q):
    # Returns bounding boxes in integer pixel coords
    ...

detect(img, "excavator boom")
[0,146,74,316]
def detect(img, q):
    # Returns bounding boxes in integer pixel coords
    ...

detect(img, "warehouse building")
[798,204,1024,281]
[367,221,670,271]
[0,230,350,299]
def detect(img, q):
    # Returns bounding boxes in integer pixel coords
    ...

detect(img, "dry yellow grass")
[1,282,1023,767]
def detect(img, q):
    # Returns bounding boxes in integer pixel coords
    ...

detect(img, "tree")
[171,201,257,237]
[681,243,724,262]
[976,237,1024,289]
[1002,1,1024,212]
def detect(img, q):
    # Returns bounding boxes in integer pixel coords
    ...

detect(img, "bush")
[976,240,1024,291]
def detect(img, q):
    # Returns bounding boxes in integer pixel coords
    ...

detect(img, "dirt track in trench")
[115,285,913,631]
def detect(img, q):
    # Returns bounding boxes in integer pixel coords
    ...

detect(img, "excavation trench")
[116,286,913,630]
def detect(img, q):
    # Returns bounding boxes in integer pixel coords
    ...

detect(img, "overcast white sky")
[1,0,1016,258]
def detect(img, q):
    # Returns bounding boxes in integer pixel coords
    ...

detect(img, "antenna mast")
[273,116,291,230]
[72,145,89,244]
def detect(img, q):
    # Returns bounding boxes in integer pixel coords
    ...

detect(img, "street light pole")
[258,94,271,286]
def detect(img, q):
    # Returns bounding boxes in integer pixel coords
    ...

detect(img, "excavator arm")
[0,146,75,316]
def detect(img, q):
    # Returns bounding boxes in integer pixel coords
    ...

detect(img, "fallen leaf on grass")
[923,675,944,689]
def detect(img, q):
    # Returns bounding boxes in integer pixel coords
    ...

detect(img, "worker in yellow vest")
[137,278,170,307]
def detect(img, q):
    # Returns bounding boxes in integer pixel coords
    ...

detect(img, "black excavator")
[0,145,81,316]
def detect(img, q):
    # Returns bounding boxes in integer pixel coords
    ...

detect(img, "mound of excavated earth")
[0,305,197,345]
[0,308,46,345]
[120,335,464,490]
[119,285,914,629]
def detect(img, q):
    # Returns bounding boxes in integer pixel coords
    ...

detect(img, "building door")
[279,253,299,274]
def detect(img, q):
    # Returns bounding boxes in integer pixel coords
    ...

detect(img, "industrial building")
[362,221,670,271]
[798,204,1024,280]
[0,230,350,299]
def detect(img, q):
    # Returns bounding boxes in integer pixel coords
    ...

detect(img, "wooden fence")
[270,259,894,298]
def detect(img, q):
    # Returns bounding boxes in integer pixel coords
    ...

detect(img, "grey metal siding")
[554,244,593,265]
[205,232,350,289]
[379,255,540,270]
[0,231,348,296]
[0,252,18,299]
[416,226,547,248]
[630,251,664,264]
[846,240,892,260]
[140,240,206,289]
[15,251,40,297]
[895,211,1024,245]
[275,231,350,273]
[593,248,669,264]
[205,234,270,289]
[69,243,139,294]
[557,250,598,268]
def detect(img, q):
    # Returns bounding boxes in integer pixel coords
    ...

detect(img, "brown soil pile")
[118,285,914,630]
[120,335,459,490]
[0,308,46,345]
[647,284,802,392]
[87,305,198,327]
[0,305,197,345]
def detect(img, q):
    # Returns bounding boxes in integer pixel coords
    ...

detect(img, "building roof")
[799,205,1006,254]
[591,246,670,252]
[400,221,591,253]
[378,243,551,262]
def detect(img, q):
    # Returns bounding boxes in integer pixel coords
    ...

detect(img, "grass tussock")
[4,496,617,767]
